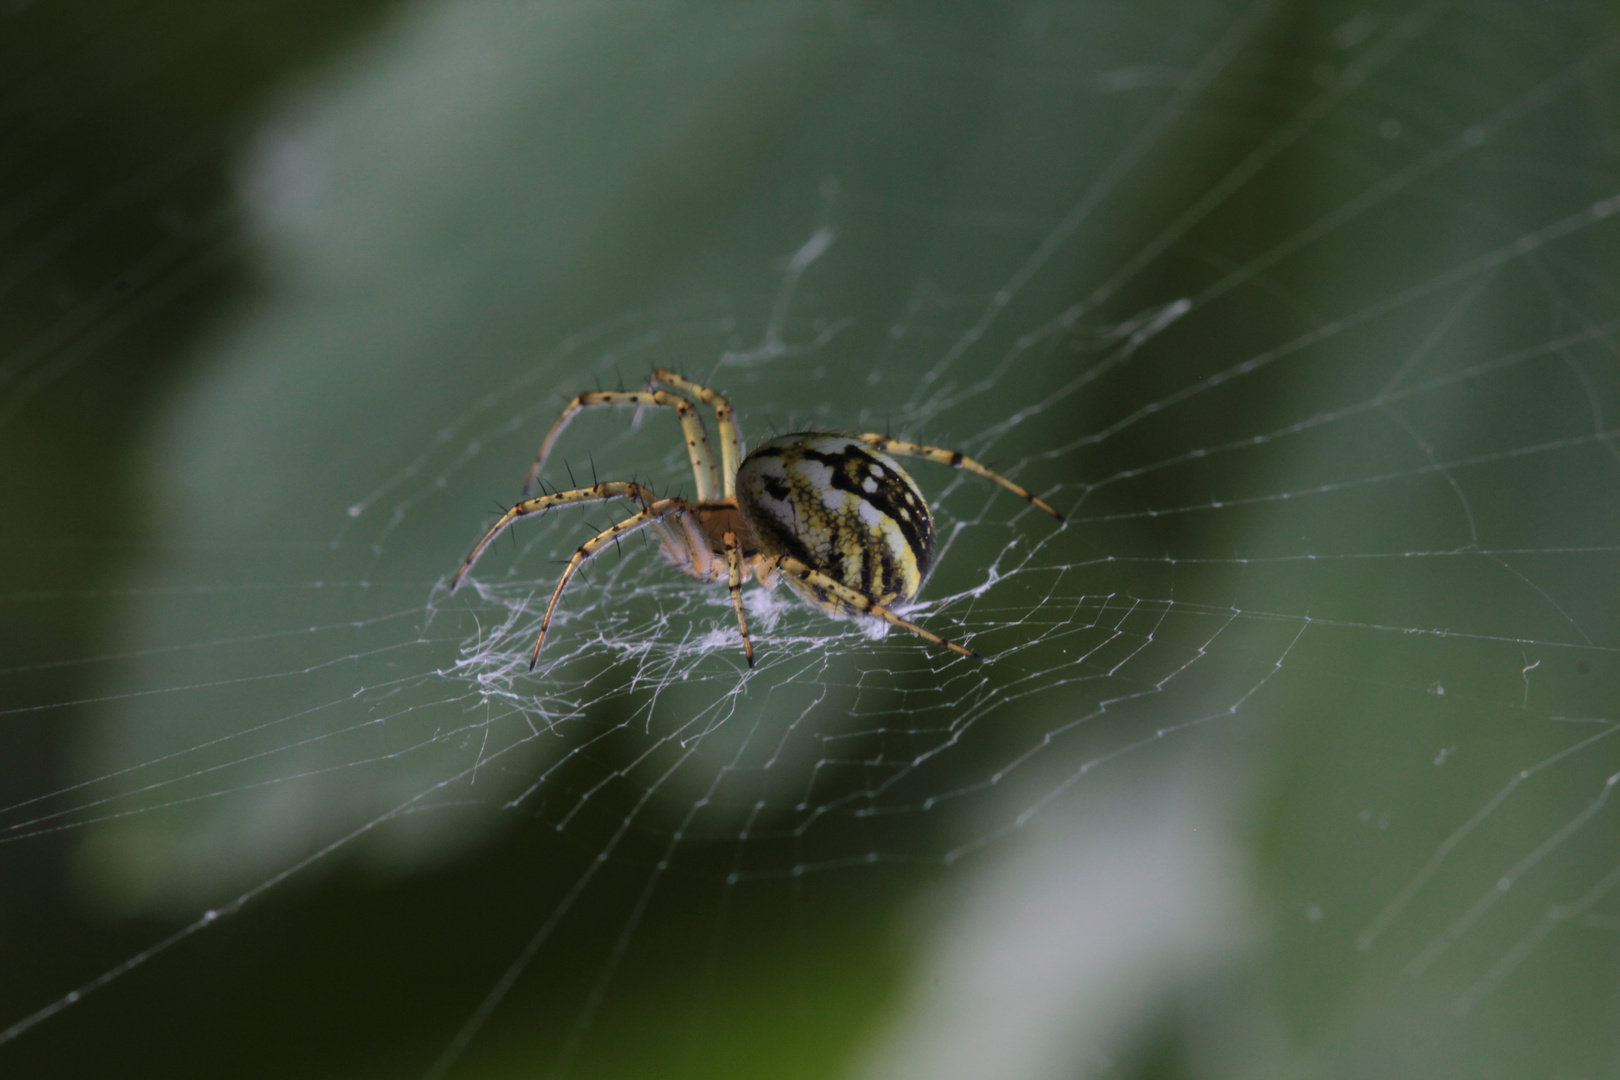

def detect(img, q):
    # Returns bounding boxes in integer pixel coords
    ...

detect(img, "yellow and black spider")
[450,370,1062,669]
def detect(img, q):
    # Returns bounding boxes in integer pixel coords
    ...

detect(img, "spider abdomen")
[735,434,935,616]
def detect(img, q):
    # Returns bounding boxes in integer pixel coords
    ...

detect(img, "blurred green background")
[3,2,1619,1078]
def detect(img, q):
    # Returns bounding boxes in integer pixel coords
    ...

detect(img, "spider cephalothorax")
[450,370,1060,669]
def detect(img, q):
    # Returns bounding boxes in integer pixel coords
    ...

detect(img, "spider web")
[3,1,1619,1077]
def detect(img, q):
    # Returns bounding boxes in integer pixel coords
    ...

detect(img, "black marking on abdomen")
[864,541,900,602]
[748,503,816,569]
[798,446,934,580]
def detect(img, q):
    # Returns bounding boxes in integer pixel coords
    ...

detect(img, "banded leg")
[723,530,754,668]
[776,556,979,659]
[450,482,659,593]
[525,390,721,502]
[856,434,1063,519]
[528,498,691,669]
[647,370,745,498]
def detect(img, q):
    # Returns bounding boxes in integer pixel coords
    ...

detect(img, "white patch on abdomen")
[791,457,834,492]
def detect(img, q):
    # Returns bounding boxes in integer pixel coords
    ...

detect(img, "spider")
[449,370,1062,669]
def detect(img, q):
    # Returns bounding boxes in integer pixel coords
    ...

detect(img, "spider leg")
[528,497,689,669]
[646,370,744,499]
[723,530,754,668]
[854,434,1063,520]
[450,482,659,593]
[775,556,979,659]
[525,390,721,502]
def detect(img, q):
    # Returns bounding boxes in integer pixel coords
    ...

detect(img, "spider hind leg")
[776,555,979,659]
[855,434,1062,519]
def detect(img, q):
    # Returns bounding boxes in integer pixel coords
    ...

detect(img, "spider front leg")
[646,370,745,499]
[449,481,659,593]
[526,497,691,670]
[525,390,721,501]
[775,556,979,659]
[723,530,754,668]
[855,434,1063,519]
